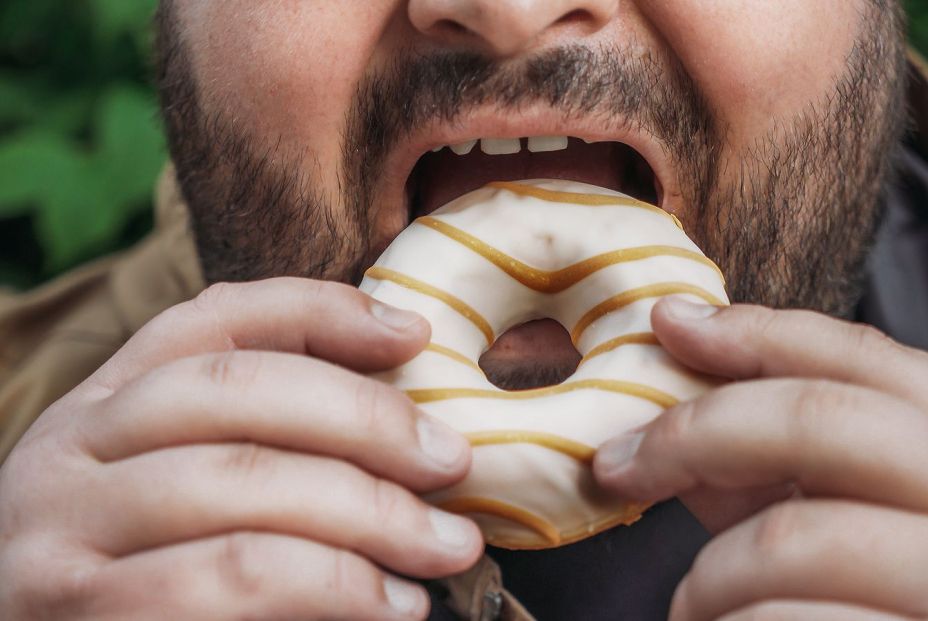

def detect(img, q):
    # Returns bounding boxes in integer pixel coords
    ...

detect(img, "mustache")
[342,44,721,206]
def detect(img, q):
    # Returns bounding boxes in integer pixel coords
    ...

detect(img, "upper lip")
[376,105,676,223]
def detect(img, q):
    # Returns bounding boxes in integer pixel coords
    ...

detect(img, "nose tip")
[408,0,617,58]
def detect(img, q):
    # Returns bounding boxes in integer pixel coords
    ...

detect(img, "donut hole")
[478,319,581,391]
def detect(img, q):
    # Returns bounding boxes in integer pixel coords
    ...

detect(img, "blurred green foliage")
[909,0,928,54]
[2,1,928,289]
[0,0,161,289]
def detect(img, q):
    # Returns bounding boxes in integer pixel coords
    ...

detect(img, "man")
[1,0,927,618]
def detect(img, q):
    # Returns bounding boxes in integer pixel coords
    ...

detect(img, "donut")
[360,179,729,550]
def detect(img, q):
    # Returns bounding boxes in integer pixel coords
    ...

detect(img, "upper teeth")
[481,138,521,155]
[450,140,477,155]
[435,136,573,155]
[527,136,569,152]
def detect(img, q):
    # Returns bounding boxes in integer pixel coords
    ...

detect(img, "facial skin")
[155,0,906,388]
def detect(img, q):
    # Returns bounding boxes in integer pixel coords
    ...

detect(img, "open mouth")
[393,133,664,390]
[406,136,661,219]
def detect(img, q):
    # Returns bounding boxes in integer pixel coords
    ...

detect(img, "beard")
[154,1,907,324]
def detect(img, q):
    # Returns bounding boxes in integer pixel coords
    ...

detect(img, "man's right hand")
[0,278,483,620]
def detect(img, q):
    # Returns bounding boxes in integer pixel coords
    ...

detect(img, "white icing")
[360,179,730,549]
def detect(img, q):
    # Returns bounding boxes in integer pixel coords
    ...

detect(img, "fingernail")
[429,509,477,549]
[597,432,644,476]
[370,301,422,331]
[417,417,468,469]
[383,574,423,616]
[662,296,720,321]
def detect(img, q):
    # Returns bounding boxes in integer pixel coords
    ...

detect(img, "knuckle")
[45,565,99,614]
[370,477,409,524]
[217,533,266,596]
[326,548,365,604]
[202,350,262,388]
[850,323,894,355]
[308,278,339,300]
[751,305,784,343]
[18,554,101,619]
[913,345,928,368]
[753,501,805,559]
[145,302,185,334]
[219,443,275,481]
[352,378,397,436]
[0,447,35,508]
[0,544,32,617]
[655,401,698,450]
[790,381,852,443]
[192,281,239,315]
[296,278,358,316]
[1,425,85,522]
[151,282,241,349]
[307,279,355,305]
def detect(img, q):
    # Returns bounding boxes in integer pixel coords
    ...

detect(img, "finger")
[717,600,917,621]
[81,350,469,491]
[651,298,928,409]
[678,483,796,535]
[668,500,928,621]
[595,379,928,512]
[87,278,430,392]
[89,444,483,578]
[90,532,431,621]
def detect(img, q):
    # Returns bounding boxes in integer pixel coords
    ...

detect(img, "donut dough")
[360,179,729,549]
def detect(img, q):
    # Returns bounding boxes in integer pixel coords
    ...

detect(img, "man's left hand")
[593,297,928,621]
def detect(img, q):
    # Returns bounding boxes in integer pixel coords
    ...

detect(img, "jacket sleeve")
[0,256,129,462]
[0,166,205,465]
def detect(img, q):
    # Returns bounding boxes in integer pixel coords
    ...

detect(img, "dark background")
[2,1,927,290]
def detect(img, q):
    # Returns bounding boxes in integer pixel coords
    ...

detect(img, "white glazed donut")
[360,179,729,550]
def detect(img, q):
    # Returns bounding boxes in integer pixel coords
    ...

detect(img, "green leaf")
[93,84,166,208]
[0,130,113,270]
[25,84,167,271]
[0,131,84,216]
[0,73,39,125]
[0,82,168,273]
[36,164,116,271]
[42,89,98,137]
[90,0,158,40]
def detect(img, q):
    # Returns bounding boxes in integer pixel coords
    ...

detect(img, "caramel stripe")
[406,378,678,409]
[466,430,596,463]
[440,494,654,550]
[425,343,483,373]
[438,496,562,546]
[490,180,694,239]
[552,503,651,550]
[365,267,494,346]
[580,332,661,365]
[488,180,675,221]
[417,217,725,293]
[572,283,725,344]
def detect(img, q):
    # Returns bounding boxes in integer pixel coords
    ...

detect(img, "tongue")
[414,139,627,217]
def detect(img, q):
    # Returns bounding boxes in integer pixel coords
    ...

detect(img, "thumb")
[92,278,430,390]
